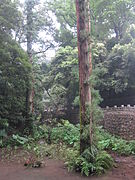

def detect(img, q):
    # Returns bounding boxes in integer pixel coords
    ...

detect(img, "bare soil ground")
[0,149,135,180]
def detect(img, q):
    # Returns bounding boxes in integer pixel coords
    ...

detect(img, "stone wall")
[101,105,135,140]
[66,105,135,140]
[43,105,135,140]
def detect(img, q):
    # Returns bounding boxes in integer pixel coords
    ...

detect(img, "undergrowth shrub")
[50,120,80,145]
[97,127,135,155]
[0,118,9,147]
[32,125,49,141]
[65,147,114,176]
[95,151,114,175]
[12,134,29,145]
[2,120,135,176]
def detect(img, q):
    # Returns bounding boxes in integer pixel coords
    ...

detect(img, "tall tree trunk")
[75,0,92,154]
[26,0,34,114]
[25,0,34,132]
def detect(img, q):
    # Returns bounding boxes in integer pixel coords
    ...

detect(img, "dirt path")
[0,156,135,180]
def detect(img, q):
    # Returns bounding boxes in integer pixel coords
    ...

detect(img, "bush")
[51,120,80,145]
[32,125,50,141]
[12,134,29,145]
[97,128,135,155]
[0,118,9,147]
[65,147,114,176]
[95,151,114,175]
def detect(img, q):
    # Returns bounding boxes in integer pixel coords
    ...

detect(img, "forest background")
[0,0,135,175]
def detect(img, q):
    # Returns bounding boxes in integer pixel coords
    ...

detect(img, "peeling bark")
[75,0,92,154]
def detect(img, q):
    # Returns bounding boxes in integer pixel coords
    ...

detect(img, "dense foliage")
[46,0,135,107]
[0,37,31,138]
[42,46,79,111]
[0,1,32,142]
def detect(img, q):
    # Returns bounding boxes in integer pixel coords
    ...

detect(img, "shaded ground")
[0,153,135,180]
